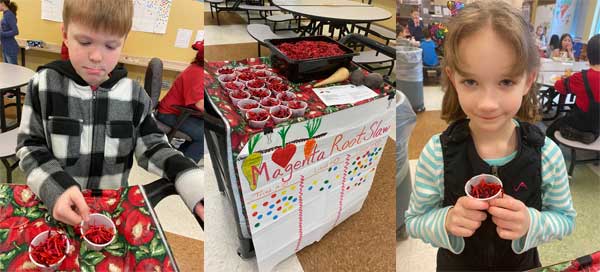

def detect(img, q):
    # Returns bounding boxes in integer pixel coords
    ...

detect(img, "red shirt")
[61,41,69,60]
[157,64,203,115]
[554,68,600,112]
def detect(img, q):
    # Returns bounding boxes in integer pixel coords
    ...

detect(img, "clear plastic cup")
[465,174,503,201]
[286,100,308,117]
[270,105,292,124]
[29,230,70,271]
[80,213,116,251]
[246,108,270,129]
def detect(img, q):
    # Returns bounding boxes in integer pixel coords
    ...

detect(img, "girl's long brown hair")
[440,0,541,123]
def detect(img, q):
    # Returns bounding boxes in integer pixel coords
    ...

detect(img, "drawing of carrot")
[242,134,262,191]
[303,118,322,159]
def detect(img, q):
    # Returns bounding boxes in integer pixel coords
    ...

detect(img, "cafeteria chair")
[553,131,600,178]
[0,128,19,184]
[246,24,298,57]
[144,58,200,143]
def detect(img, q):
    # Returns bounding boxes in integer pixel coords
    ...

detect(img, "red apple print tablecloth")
[0,184,176,272]
[203,57,394,155]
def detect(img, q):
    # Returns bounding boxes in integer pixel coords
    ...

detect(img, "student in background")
[420,27,439,67]
[547,34,560,58]
[156,41,204,163]
[534,25,547,56]
[397,25,420,47]
[0,0,18,64]
[551,33,574,60]
[408,9,425,42]
[546,34,600,144]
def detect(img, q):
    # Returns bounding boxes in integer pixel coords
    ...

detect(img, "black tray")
[264,36,358,83]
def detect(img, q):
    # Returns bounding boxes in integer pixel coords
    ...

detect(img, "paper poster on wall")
[235,97,394,271]
[174,28,193,48]
[132,0,172,34]
[549,0,576,36]
[41,0,64,22]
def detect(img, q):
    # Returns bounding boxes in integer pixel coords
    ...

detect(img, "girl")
[0,0,18,64]
[551,33,575,60]
[534,25,547,55]
[547,34,560,58]
[404,1,576,271]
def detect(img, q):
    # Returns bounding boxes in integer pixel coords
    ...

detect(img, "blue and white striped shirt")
[405,134,576,254]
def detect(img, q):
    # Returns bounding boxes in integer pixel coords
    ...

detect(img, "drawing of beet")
[272,126,296,168]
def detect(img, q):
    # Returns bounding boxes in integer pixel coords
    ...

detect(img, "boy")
[16,0,203,225]
[420,27,439,67]
[407,9,424,42]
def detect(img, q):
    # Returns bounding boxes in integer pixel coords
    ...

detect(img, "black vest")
[437,119,544,271]
[563,70,600,137]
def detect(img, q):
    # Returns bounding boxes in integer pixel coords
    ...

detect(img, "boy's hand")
[489,194,530,240]
[53,186,90,226]
[445,196,489,237]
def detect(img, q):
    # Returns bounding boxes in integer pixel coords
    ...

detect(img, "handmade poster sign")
[235,96,394,271]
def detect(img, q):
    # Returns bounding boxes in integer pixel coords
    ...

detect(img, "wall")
[2,0,203,90]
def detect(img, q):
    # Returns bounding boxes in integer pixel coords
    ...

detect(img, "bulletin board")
[11,0,202,63]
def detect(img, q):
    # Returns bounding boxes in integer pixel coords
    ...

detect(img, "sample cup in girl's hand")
[80,213,116,251]
[465,174,503,201]
[29,230,70,271]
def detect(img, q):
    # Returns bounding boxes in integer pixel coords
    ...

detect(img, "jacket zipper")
[489,164,499,268]
[89,90,97,188]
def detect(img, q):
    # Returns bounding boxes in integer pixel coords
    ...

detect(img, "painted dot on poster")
[267,211,272,216]
[263,201,268,207]
[369,158,373,162]
[277,206,282,211]
[251,204,257,210]
[252,211,258,217]
[255,223,260,228]
[356,157,360,161]
[271,194,277,198]
[319,187,324,191]
[282,209,287,214]
[358,173,361,177]
[328,167,332,172]
[282,191,287,195]
[284,202,289,206]
[348,171,352,175]
[352,161,356,165]
[328,184,332,189]
[258,214,263,219]
[291,185,296,190]
[269,204,275,209]
[293,198,298,202]
[308,186,313,191]
[273,215,279,220]
[336,175,340,179]
[350,177,354,181]
[346,186,350,190]
[312,180,318,185]
[282,196,287,201]
[276,199,281,204]
[324,180,329,184]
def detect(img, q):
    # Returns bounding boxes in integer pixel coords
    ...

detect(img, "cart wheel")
[236,238,256,259]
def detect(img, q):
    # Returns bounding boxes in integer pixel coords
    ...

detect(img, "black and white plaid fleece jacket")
[16,61,203,213]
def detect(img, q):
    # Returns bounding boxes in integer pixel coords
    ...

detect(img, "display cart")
[204,34,397,270]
